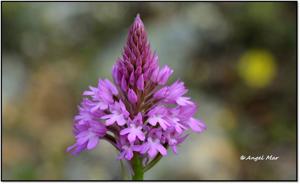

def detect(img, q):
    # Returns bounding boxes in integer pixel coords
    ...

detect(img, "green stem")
[132,154,144,180]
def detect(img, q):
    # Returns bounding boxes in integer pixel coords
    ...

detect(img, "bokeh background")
[2,2,297,180]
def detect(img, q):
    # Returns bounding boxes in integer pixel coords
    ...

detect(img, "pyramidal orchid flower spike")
[67,14,206,180]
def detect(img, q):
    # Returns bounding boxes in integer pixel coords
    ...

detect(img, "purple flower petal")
[188,118,207,132]
[137,74,144,90]
[87,137,99,150]
[157,65,173,85]
[128,88,138,104]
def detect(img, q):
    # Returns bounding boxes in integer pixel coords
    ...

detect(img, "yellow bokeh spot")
[238,49,277,88]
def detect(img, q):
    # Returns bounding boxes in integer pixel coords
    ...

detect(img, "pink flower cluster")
[67,15,206,161]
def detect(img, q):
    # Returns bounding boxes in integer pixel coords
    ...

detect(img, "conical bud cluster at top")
[113,15,158,93]
[67,14,206,163]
